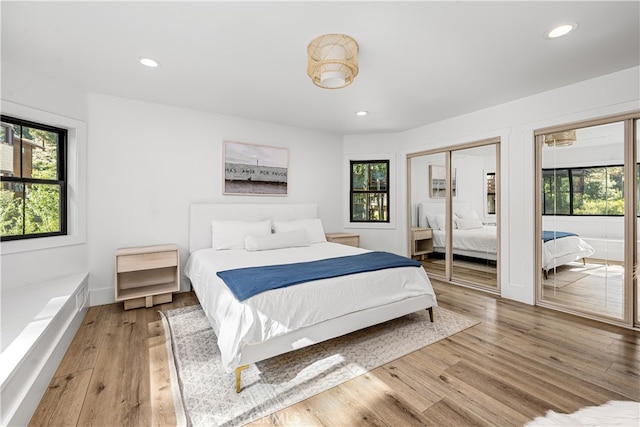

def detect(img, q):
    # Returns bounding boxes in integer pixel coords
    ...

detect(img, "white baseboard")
[89,286,115,306]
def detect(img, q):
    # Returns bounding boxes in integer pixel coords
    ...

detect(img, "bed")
[416,202,595,274]
[184,203,438,392]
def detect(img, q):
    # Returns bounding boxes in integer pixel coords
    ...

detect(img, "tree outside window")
[350,160,389,222]
[542,165,628,216]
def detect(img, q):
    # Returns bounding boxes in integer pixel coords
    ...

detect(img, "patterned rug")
[160,304,479,427]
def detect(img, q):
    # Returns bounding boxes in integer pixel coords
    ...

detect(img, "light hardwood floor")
[31,280,639,426]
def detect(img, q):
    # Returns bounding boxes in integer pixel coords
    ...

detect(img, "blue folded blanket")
[217,251,421,301]
[542,230,577,243]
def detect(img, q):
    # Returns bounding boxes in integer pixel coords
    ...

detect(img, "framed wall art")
[223,141,289,196]
[429,165,456,198]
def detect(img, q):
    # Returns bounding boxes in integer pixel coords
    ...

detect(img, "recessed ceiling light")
[546,23,577,39]
[139,57,160,68]
[356,111,369,116]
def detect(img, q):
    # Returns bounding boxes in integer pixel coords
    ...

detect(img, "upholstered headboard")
[188,203,318,252]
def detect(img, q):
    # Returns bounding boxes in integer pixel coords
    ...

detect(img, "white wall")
[1,61,89,288]
[344,66,640,305]
[1,61,344,306]
[87,94,344,304]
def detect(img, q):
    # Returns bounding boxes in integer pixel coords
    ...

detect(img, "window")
[486,172,496,215]
[542,164,629,216]
[1,115,67,240]
[350,160,389,222]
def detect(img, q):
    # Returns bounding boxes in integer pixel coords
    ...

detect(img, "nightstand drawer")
[413,229,433,240]
[117,251,178,273]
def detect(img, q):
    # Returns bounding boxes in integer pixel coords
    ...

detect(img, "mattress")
[184,242,437,372]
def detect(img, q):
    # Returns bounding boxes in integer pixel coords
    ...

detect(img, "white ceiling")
[2,1,639,135]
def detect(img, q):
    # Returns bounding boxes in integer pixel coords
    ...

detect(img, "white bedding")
[184,242,437,372]
[542,235,595,271]
[432,226,497,255]
[431,225,594,271]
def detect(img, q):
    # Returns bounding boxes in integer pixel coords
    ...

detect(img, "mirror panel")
[450,144,498,289]
[410,152,448,278]
[540,122,626,321]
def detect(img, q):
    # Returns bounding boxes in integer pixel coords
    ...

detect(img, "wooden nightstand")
[115,244,180,310]
[325,232,360,248]
[411,227,433,260]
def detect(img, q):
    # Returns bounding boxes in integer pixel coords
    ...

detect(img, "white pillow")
[244,229,310,251]
[456,217,484,230]
[434,214,447,230]
[457,210,479,220]
[211,219,271,250]
[426,214,438,229]
[272,218,327,243]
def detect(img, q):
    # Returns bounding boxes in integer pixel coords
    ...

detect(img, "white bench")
[1,272,89,426]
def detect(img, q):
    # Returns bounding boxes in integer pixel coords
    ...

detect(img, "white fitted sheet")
[184,242,437,372]
[543,235,595,271]
[432,226,497,255]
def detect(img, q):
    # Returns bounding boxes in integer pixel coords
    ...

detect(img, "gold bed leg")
[235,364,249,393]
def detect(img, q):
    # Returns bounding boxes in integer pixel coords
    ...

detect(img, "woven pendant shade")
[307,34,359,89]
[544,130,576,147]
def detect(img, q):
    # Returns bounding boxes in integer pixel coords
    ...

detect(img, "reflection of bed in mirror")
[417,202,595,274]
[541,231,595,277]
[417,202,497,261]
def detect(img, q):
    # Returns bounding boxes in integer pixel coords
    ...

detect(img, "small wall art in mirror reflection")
[429,165,456,198]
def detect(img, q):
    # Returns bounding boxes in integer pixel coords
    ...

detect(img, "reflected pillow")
[456,218,484,230]
[457,210,479,220]
[425,214,438,229]
[432,214,459,230]
[211,219,271,250]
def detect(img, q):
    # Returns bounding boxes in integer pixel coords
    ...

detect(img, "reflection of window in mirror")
[486,173,496,215]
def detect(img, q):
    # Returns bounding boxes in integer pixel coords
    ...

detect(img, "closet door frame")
[534,111,639,328]
[407,137,501,292]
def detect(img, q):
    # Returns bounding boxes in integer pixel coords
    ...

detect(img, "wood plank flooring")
[31,280,639,426]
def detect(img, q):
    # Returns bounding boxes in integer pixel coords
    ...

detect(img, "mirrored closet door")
[408,139,500,292]
[536,113,639,328]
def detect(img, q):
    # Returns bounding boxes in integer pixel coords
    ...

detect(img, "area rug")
[160,304,479,427]
[525,400,640,426]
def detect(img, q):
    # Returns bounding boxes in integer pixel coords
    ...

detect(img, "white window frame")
[0,101,86,254]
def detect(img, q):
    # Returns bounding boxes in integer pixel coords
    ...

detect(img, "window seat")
[1,272,89,426]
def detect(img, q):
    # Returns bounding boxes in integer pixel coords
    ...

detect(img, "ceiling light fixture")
[307,34,359,89]
[544,130,576,147]
[546,23,577,39]
[139,57,160,68]
[356,111,368,116]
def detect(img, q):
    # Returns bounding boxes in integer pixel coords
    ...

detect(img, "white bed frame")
[187,202,435,391]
